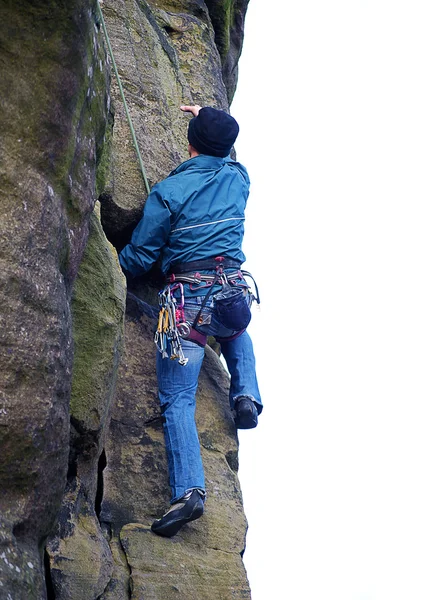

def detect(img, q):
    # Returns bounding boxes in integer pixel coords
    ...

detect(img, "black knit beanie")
[187,107,239,157]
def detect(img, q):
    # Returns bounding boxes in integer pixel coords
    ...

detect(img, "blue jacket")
[119,154,250,277]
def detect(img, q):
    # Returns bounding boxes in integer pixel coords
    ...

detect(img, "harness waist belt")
[168,256,242,275]
[167,270,243,285]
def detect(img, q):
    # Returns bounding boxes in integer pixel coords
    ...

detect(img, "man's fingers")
[180,105,202,117]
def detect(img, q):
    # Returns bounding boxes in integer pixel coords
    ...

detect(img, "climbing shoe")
[234,397,258,429]
[151,488,205,538]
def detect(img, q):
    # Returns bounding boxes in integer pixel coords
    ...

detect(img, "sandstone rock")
[98,535,131,600]
[46,205,126,599]
[119,522,250,600]
[99,294,250,598]
[46,478,114,600]
[205,0,251,103]
[98,0,231,248]
[69,205,126,501]
[1,0,252,596]
[0,1,109,596]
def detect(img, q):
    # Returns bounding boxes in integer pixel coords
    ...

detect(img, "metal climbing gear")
[155,285,188,366]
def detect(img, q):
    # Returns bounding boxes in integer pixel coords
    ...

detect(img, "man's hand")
[180,105,202,117]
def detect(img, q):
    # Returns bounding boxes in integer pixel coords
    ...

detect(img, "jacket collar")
[170,154,228,176]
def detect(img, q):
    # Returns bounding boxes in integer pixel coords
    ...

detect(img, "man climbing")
[119,104,262,537]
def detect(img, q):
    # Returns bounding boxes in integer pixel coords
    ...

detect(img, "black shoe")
[151,489,205,538]
[234,397,258,429]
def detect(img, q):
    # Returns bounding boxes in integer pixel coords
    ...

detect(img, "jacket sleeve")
[118,186,171,277]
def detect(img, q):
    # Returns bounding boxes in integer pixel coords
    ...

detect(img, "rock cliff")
[0,0,251,599]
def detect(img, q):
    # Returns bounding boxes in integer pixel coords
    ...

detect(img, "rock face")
[0,1,109,598]
[46,206,126,600]
[99,295,249,599]
[98,0,236,250]
[0,0,251,599]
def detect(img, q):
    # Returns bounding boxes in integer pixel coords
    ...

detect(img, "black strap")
[191,272,221,329]
[169,256,241,275]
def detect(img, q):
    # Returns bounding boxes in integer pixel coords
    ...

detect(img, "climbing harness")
[167,257,260,305]
[96,1,151,195]
[155,257,260,365]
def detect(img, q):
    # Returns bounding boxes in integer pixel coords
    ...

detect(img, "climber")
[118,104,262,538]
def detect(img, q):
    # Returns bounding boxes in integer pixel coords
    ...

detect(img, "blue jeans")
[156,295,262,503]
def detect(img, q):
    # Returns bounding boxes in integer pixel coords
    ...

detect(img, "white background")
[231,1,440,599]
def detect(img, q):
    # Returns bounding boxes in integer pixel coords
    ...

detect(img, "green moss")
[205,0,234,61]
[60,10,109,218]
[96,109,115,197]
[70,207,125,431]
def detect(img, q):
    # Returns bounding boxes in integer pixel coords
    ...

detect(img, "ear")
[188,143,199,158]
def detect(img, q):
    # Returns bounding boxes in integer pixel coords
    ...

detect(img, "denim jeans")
[156,293,262,503]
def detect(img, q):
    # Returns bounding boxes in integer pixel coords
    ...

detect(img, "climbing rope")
[96,0,151,195]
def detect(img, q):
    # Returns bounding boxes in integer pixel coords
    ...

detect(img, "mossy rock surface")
[0,0,251,597]
[46,477,114,600]
[99,0,233,249]
[100,295,250,598]
[119,522,250,600]
[70,204,126,442]
[46,204,126,600]
[0,1,109,596]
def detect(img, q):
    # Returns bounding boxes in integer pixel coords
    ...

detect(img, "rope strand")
[96,1,151,195]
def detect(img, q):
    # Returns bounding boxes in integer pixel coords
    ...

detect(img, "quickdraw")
[154,285,188,366]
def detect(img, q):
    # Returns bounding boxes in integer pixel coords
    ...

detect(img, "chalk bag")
[214,285,251,331]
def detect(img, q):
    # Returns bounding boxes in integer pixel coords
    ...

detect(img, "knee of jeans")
[159,393,196,413]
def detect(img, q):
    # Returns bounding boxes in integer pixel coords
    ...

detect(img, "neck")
[188,143,200,159]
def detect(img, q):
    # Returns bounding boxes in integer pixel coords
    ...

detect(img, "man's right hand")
[180,105,202,117]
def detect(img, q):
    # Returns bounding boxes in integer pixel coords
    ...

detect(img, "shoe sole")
[235,416,258,429]
[151,501,204,538]
[235,409,258,429]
